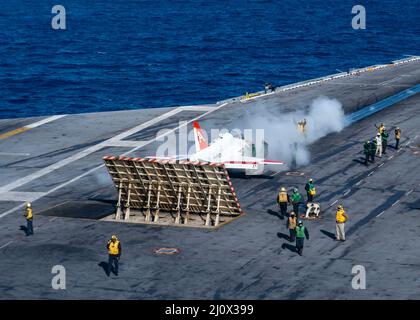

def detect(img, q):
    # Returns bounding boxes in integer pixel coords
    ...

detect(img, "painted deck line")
[0,127,31,139]
[376,211,386,218]
[391,200,400,207]
[0,152,30,156]
[406,189,414,196]
[0,191,46,202]
[0,115,66,140]
[25,115,66,129]
[329,200,338,207]
[0,240,13,250]
[103,140,149,148]
[177,106,215,111]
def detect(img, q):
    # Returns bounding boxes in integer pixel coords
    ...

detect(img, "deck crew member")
[264,83,274,93]
[24,202,33,236]
[363,140,370,165]
[335,205,349,242]
[277,187,290,217]
[375,123,385,134]
[286,212,297,242]
[394,127,401,149]
[107,235,122,276]
[305,178,316,203]
[291,188,302,216]
[369,139,377,163]
[381,129,389,154]
[375,133,382,158]
[295,220,309,256]
[297,119,307,135]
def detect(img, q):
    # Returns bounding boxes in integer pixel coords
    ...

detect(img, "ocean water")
[0,0,419,119]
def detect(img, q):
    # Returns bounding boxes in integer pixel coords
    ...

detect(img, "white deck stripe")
[0,240,13,250]
[0,103,229,219]
[379,77,400,86]
[0,152,30,156]
[391,200,400,207]
[0,191,46,202]
[177,106,215,111]
[24,115,66,129]
[329,200,338,207]
[376,211,386,218]
[104,140,149,148]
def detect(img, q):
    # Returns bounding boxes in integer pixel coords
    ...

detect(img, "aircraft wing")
[222,158,284,166]
[145,155,189,161]
[256,159,284,165]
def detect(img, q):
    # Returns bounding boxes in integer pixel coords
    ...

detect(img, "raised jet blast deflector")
[103,156,243,228]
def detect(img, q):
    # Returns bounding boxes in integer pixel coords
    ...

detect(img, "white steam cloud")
[235,96,345,170]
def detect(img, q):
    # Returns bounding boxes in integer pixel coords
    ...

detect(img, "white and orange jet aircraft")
[148,121,284,175]
[188,121,284,175]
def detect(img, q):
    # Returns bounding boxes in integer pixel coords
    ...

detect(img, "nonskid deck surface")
[0,59,419,299]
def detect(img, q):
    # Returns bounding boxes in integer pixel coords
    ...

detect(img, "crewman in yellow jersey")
[335,205,349,241]
[297,119,307,135]
[24,202,34,236]
[107,235,122,276]
[277,187,290,217]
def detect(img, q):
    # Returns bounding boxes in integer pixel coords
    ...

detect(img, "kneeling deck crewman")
[107,235,122,276]
[295,220,309,256]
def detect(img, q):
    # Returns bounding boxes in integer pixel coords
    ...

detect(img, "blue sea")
[0,0,419,119]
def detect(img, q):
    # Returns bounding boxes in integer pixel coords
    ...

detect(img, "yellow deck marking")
[0,115,66,140]
[0,127,31,140]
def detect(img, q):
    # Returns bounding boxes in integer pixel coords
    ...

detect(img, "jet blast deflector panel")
[103,156,243,228]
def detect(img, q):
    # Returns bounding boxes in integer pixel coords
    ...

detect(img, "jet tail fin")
[193,121,208,153]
